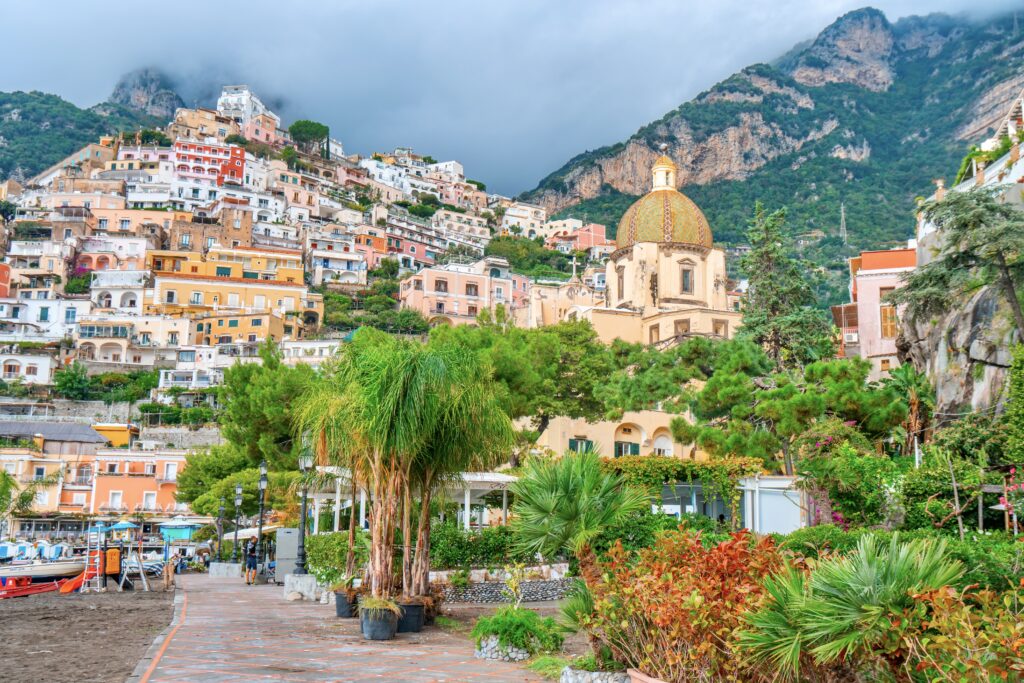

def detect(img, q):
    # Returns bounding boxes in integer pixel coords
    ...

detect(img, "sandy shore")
[0,588,173,683]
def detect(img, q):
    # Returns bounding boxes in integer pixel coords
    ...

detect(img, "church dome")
[615,155,713,250]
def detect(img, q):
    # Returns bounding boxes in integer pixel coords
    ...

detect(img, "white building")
[0,347,59,385]
[217,85,276,127]
[0,298,91,342]
[90,270,148,315]
[501,202,547,235]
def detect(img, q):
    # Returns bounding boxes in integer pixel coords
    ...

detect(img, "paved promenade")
[133,574,540,683]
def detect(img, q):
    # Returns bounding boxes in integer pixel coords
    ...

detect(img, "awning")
[221,524,282,541]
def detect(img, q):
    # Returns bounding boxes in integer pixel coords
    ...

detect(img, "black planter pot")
[397,602,424,633]
[335,591,357,618]
[360,608,399,640]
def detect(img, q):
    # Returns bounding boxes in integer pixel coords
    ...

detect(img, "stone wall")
[443,578,574,604]
[139,426,223,449]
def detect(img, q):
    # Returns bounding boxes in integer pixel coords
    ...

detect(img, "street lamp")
[295,448,313,575]
[216,497,225,563]
[256,460,268,574]
[232,482,243,563]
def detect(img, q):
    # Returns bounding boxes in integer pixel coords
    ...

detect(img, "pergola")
[308,467,518,534]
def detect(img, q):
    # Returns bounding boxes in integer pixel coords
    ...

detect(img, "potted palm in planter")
[330,577,359,618]
[397,596,425,633]
[359,597,401,640]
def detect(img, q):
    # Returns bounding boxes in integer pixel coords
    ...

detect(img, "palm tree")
[881,363,934,454]
[510,450,648,588]
[740,534,963,680]
[0,470,61,539]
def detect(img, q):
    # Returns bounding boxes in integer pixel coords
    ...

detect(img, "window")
[189,292,203,305]
[495,286,504,300]
[681,267,694,294]
[568,438,594,453]
[879,287,897,338]
[880,358,892,372]
[613,441,640,457]
[674,319,690,336]
[25,365,37,377]
[251,318,262,327]
[109,491,123,509]
[216,266,231,277]
[165,290,176,304]
[228,319,239,328]
[38,307,49,322]
[206,237,216,249]
[106,463,118,473]
[413,279,422,291]
[467,305,478,317]
[616,267,625,299]
[35,491,49,506]
[98,218,108,229]
[713,320,728,337]
[65,307,77,323]
[435,279,448,293]
[34,466,46,480]
[72,493,86,505]
[164,463,178,481]
[465,283,478,297]
[649,325,660,344]
[119,219,131,231]
[168,332,179,345]
[181,233,191,246]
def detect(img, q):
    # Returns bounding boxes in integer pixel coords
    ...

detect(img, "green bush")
[781,525,1023,590]
[429,523,533,570]
[472,606,563,654]
[305,531,368,586]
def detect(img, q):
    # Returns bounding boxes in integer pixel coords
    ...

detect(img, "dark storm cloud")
[2,0,1019,194]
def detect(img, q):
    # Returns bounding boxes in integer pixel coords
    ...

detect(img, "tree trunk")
[412,482,433,596]
[345,476,358,579]
[996,253,1024,333]
[781,439,794,477]
[401,478,413,598]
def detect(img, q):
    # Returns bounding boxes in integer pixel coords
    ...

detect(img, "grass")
[434,615,465,632]
[527,655,570,680]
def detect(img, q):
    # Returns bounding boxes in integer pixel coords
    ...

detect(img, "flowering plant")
[999,467,1023,517]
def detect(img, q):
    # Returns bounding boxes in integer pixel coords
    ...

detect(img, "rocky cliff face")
[898,288,1019,416]
[106,68,184,120]
[522,7,1024,249]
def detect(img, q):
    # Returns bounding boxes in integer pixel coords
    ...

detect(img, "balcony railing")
[156,477,178,485]
[66,477,93,487]
[99,504,128,513]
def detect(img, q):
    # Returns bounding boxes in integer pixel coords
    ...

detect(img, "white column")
[359,489,367,529]
[463,487,471,531]
[312,499,320,534]
[333,479,341,532]
[501,489,508,525]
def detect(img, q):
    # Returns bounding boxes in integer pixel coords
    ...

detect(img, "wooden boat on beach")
[0,559,85,581]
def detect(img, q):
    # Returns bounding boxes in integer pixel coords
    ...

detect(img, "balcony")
[156,476,178,486]
[66,476,93,487]
[99,504,128,513]
[18,475,49,484]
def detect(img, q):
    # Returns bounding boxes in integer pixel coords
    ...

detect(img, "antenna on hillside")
[839,202,848,247]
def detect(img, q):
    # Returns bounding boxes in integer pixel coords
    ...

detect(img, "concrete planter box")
[560,666,629,683]
[283,574,323,602]
[473,635,530,663]
[208,562,242,578]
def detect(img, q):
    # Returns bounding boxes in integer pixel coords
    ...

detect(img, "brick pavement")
[135,574,542,683]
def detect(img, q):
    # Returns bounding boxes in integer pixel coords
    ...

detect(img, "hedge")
[305,531,368,586]
[781,525,1024,591]
[430,523,534,570]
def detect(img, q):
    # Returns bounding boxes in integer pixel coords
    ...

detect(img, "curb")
[125,586,185,683]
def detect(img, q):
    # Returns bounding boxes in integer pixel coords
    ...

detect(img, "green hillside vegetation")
[0,91,162,180]
[537,12,1022,306]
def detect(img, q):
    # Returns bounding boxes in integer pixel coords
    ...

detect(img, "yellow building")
[534,410,705,460]
[548,157,742,344]
[145,249,323,338]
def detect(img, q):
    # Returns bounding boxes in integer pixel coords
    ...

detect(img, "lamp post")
[232,483,242,563]
[216,498,225,563]
[295,449,313,575]
[256,460,268,573]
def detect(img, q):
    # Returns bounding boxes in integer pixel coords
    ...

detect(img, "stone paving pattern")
[144,574,541,682]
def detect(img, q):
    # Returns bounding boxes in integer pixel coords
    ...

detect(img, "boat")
[0,577,68,599]
[0,559,86,580]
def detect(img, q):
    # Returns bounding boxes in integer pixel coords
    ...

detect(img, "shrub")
[781,525,1024,591]
[305,531,367,587]
[798,442,901,527]
[584,530,781,682]
[429,522,533,570]
[472,606,563,654]
[740,534,971,680]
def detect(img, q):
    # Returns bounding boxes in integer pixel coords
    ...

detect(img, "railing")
[66,477,93,487]
[156,477,178,485]
[18,475,49,484]
[98,504,128,513]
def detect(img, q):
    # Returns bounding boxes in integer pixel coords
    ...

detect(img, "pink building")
[399,256,530,326]
[242,113,291,148]
[174,140,247,186]
[545,223,614,259]
[831,247,917,380]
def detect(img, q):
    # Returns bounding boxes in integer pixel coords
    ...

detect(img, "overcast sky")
[2,1,1018,194]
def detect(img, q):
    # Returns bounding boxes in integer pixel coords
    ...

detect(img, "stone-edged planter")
[560,667,629,683]
[473,635,530,662]
[334,591,357,618]
[444,578,574,603]
[396,602,424,633]
[626,669,667,683]
[360,608,399,641]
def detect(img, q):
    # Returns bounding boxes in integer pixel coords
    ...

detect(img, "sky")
[2,1,1019,195]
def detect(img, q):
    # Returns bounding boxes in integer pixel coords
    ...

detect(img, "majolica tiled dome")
[615,155,713,250]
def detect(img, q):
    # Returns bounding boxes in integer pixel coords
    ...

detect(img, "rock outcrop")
[106,68,184,120]
[789,8,895,92]
[898,287,1019,417]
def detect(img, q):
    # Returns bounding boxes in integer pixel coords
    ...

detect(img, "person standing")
[244,538,258,585]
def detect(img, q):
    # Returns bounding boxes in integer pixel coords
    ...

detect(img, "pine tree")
[739,203,834,368]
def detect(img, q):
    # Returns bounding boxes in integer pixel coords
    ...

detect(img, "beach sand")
[0,588,173,683]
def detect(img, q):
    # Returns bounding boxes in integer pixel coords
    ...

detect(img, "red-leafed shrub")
[583,529,780,682]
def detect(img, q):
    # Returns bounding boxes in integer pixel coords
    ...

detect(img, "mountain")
[105,67,185,119]
[0,69,180,182]
[522,8,1024,301]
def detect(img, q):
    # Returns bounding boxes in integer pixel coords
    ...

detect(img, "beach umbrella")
[109,521,139,530]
